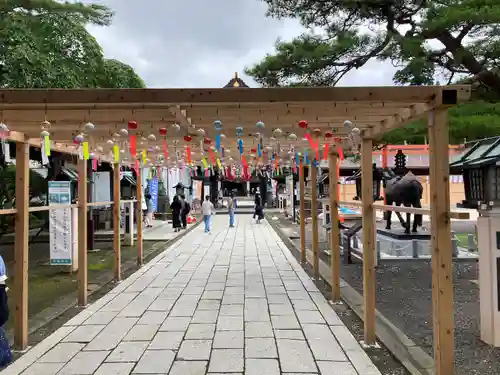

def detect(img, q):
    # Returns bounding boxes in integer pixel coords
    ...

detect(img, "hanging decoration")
[214,120,222,151]
[82,141,90,160]
[39,120,52,164]
[0,122,9,144]
[323,144,330,160]
[186,145,192,165]
[128,120,138,159]
[113,144,120,163]
[238,139,243,156]
[208,148,216,166]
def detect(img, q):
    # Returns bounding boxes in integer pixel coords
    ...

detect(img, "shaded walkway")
[3,215,381,375]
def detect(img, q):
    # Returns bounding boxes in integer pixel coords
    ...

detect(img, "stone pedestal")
[478,208,500,346]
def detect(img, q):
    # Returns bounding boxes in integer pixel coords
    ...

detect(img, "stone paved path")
[3,215,382,375]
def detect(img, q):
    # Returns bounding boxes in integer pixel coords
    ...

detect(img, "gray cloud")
[84,0,396,88]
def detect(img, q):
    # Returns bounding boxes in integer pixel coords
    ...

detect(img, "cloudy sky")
[84,0,397,88]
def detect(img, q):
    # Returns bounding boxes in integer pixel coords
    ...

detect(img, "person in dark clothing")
[253,194,264,223]
[180,194,190,229]
[170,195,182,232]
[0,255,11,367]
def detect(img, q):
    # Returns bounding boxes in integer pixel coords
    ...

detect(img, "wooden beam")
[361,137,376,346]
[169,105,192,127]
[363,103,430,139]
[13,141,29,350]
[136,167,143,265]
[77,158,88,306]
[299,157,306,263]
[328,148,341,302]
[428,108,454,375]
[113,163,121,281]
[0,86,470,106]
[310,154,319,280]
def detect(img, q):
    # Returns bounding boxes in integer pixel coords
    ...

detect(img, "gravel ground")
[270,214,500,375]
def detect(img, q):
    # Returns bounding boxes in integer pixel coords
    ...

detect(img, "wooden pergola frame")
[0,85,470,375]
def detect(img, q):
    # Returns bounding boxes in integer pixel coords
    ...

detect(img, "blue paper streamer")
[305,154,309,165]
[295,152,299,166]
[221,147,225,157]
[238,139,243,155]
[215,134,221,151]
[257,144,261,157]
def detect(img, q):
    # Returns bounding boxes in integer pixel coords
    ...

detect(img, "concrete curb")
[268,219,435,375]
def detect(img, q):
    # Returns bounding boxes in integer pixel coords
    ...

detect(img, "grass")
[454,232,477,250]
[2,239,169,336]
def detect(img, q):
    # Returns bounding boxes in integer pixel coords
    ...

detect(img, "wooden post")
[77,158,88,306]
[113,163,121,281]
[299,157,306,263]
[329,148,341,302]
[428,108,454,375]
[361,138,376,346]
[310,155,319,280]
[136,166,143,265]
[14,141,29,349]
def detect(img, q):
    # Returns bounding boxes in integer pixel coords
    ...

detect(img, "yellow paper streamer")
[142,151,147,165]
[43,135,51,156]
[82,142,89,160]
[113,145,120,163]
[216,158,222,170]
[202,157,208,169]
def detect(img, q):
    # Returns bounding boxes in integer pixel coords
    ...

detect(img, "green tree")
[98,59,146,88]
[247,0,500,92]
[0,1,145,88]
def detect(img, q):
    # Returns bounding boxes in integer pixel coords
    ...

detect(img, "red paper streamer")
[92,159,97,171]
[337,146,344,161]
[208,148,216,165]
[130,135,136,157]
[241,155,248,167]
[134,159,139,175]
[163,140,168,158]
[186,146,192,164]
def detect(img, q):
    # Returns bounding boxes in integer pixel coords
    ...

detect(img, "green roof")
[450,136,500,168]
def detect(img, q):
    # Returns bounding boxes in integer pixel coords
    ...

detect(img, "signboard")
[48,181,72,265]
[92,172,111,204]
[148,177,159,211]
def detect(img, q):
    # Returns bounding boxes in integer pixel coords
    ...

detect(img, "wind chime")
[40,120,51,165]
[236,125,244,179]
[213,120,224,175]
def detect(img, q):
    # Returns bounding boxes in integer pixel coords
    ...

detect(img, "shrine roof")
[450,136,500,168]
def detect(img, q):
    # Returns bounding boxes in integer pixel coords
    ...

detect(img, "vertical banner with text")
[48,181,73,265]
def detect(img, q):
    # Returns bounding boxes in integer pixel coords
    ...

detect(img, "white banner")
[48,181,72,265]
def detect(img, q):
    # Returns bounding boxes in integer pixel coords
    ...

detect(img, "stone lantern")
[350,163,383,201]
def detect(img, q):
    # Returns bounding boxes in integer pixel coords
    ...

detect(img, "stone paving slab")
[2,215,382,375]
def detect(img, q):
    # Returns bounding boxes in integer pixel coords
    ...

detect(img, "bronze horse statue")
[381,168,423,234]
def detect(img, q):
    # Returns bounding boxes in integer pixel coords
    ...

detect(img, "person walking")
[170,195,182,232]
[180,194,190,229]
[254,193,264,224]
[227,193,235,227]
[145,194,154,228]
[201,195,215,233]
